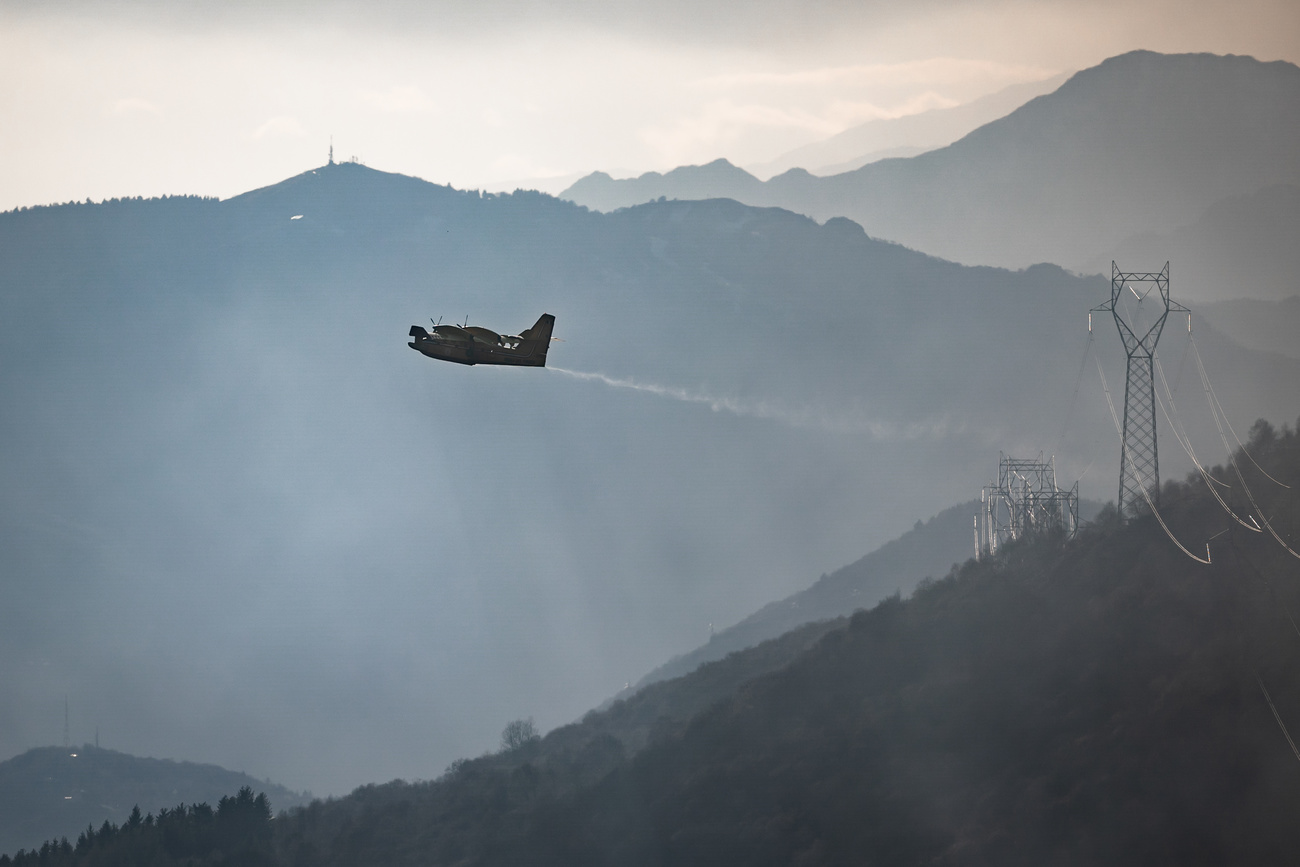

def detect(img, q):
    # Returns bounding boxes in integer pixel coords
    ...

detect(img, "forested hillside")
[11,416,1300,866]
[11,161,1297,794]
[632,498,988,688]
[0,747,309,857]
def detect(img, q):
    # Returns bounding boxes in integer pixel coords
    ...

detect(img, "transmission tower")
[977,452,1079,557]
[1092,262,1187,522]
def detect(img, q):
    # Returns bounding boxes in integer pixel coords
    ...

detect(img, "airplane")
[408,313,556,367]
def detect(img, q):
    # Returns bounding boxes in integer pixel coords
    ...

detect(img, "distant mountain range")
[562,51,1300,297]
[3,161,1298,797]
[0,746,309,856]
[1097,184,1300,302]
[1199,294,1300,361]
[746,73,1071,179]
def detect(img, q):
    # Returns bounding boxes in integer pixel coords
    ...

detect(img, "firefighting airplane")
[408,313,556,367]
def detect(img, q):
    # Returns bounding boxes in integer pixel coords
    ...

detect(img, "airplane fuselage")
[408,314,554,367]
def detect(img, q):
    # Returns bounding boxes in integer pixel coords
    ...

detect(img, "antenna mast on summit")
[1092,261,1188,522]
[328,136,334,166]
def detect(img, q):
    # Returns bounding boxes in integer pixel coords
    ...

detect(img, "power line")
[1257,673,1300,766]
[1190,336,1300,560]
[1091,261,1188,522]
[1191,335,1291,490]
[1096,355,1211,564]
[1153,353,1260,532]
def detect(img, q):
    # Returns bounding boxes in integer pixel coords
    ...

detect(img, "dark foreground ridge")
[7,417,1300,865]
[0,746,310,858]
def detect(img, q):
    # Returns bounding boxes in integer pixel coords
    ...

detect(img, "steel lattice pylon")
[976,452,1079,558]
[1093,262,1187,522]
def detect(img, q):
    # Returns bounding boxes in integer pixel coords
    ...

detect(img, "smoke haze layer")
[1,166,1297,796]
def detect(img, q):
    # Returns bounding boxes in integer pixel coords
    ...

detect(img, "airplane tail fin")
[522,313,555,344]
[519,314,555,366]
[522,313,553,363]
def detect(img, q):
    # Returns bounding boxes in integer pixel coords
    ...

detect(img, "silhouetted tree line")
[1,787,272,867]
[6,418,1300,865]
[0,195,219,217]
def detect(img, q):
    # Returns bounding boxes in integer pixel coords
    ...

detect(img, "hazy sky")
[0,0,1297,211]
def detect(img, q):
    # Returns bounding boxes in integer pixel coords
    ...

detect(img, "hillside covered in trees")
[8,416,1300,866]
[0,746,310,857]
[5,159,1299,797]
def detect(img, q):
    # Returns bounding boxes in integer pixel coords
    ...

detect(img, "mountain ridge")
[632,496,1106,691]
[0,746,310,857]
[562,51,1300,289]
[745,73,1072,179]
[4,159,1299,796]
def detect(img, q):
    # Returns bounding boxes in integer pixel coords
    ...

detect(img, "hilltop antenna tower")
[1092,262,1187,521]
[328,136,334,166]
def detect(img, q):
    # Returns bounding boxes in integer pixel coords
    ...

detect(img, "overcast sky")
[0,0,1296,210]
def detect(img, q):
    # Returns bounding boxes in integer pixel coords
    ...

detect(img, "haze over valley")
[4,152,1297,804]
[3,2,1300,860]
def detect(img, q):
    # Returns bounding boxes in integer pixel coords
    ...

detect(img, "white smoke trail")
[547,366,961,441]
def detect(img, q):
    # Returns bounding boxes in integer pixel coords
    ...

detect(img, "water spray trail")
[547,366,958,441]
[549,366,747,414]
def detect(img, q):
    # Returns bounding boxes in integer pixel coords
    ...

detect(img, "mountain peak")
[562,49,1300,275]
[560,158,763,211]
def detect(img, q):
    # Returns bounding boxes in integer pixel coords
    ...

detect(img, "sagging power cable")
[1096,356,1212,564]
[1055,330,1095,458]
[1191,335,1290,490]
[1155,350,1229,488]
[1153,354,1260,532]
[1257,673,1300,766]
[1189,336,1300,560]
